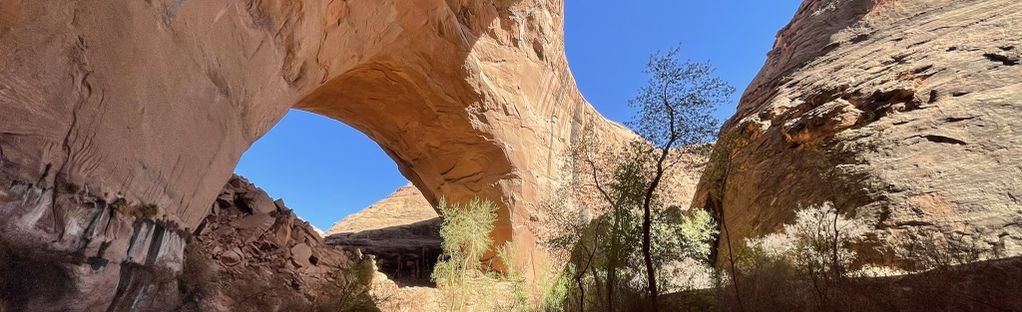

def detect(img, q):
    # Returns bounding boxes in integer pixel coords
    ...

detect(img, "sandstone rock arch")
[0,0,632,309]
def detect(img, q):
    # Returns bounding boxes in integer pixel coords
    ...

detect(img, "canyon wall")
[695,0,1022,264]
[326,184,442,287]
[0,0,632,310]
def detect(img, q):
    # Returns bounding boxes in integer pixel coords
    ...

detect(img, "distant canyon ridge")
[1,0,1020,311]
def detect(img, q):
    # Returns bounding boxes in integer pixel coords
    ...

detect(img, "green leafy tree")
[538,44,731,311]
[627,46,734,309]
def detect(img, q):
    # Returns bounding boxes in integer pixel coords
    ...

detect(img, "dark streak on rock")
[943,116,976,123]
[927,89,939,104]
[983,53,1019,66]
[922,135,968,145]
[851,33,870,43]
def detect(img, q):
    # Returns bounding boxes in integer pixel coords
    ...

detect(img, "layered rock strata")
[326,184,441,286]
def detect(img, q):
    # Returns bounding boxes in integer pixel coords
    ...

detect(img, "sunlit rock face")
[184,175,354,311]
[326,184,442,286]
[0,0,634,310]
[695,0,1022,265]
[326,184,437,236]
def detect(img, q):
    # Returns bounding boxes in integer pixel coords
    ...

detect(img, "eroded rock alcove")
[0,0,633,310]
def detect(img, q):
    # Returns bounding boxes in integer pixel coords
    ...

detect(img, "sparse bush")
[178,243,217,303]
[316,256,381,312]
[898,231,985,272]
[711,203,1022,311]
[720,203,868,311]
[432,198,518,312]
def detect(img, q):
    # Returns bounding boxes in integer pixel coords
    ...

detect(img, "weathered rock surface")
[0,0,632,309]
[326,184,441,286]
[695,0,1022,264]
[327,219,442,287]
[180,175,357,311]
[326,184,437,236]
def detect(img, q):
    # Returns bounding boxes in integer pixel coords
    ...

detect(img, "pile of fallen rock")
[182,175,357,311]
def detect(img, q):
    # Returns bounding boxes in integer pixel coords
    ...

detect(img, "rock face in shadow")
[326,184,442,286]
[327,219,442,287]
[694,0,1022,264]
[0,0,632,309]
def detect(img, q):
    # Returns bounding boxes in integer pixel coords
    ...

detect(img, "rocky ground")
[179,176,372,312]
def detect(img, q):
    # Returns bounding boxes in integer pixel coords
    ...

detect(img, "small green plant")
[496,244,530,312]
[314,255,382,312]
[432,198,501,312]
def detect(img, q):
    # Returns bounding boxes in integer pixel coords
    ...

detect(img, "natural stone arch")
[294,60,519,256]
[0,0,631,309]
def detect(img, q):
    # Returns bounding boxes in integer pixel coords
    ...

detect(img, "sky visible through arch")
[235,0,803,230]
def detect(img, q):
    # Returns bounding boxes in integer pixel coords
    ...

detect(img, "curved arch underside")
[0,0,634,309]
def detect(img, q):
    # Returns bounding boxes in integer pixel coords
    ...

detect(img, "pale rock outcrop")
[326,184,438,236]
[695,0,1022,265]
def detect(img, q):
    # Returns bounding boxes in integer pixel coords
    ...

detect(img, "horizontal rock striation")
[326,184,441,286]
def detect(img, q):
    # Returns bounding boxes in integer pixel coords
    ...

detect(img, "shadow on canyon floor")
[326,218,443,288]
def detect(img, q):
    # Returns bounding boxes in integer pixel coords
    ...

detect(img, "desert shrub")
[178,243,217,303]
[315,256,381,312]
[431,198,507,311]
[746,203,867,279]
[496,245,531,312]
[716,203,870,311]
[536,267,571,312]
[897,231,986,272]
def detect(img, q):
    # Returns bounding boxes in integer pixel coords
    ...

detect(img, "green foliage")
[437,198,497,272]
[316,256,382,312]
[432,198,514,312]
[537,266,571,312]
[679,209,718,262]
[497,245,531,312]
[541,194,720,311]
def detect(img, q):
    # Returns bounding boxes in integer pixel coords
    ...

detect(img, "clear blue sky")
[235,0,802,230]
